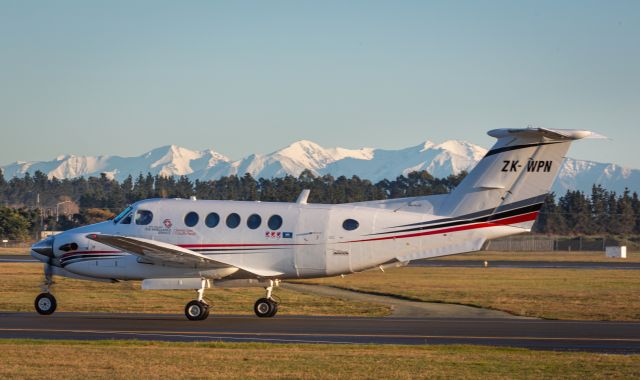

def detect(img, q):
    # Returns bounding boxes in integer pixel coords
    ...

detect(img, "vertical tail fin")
[439,128,604,230]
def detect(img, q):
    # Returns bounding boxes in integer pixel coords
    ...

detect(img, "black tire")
[35,293,57,315]
[267,301,278,317]
[185,300,209,321]
[201,306,210,320]
[254,298,277,318]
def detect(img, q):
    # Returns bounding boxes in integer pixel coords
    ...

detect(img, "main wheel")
[254,298,278,318]
[185,300,210,321]
[35,293,57,315]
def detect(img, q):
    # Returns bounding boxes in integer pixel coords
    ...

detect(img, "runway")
[1,312,639,353]
[0,255,36,263]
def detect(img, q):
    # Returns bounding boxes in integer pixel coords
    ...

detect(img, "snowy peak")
[432,140,487,161]
[275,140,374,169]
[1,138,638,194]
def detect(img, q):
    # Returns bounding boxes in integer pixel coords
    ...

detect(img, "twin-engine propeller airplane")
[30,128,602,320]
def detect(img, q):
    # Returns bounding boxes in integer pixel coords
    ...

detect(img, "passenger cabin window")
[226,213,241,228]
[205,212,220,228]
[247,214,261,229]
[342,219,359,231]
[184,212,199,227]
[268,215,283,230]
[135,210,154,225]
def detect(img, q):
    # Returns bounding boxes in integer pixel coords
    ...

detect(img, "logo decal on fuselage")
[264,231,293,240]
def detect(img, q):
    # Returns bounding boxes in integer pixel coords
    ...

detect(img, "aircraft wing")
[86,234,283,277]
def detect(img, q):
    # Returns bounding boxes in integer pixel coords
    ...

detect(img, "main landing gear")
[254,279,279,318]
[185,279,210,321]
[183,278,280,320]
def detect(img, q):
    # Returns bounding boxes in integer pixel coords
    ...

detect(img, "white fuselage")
[40,197,532,282]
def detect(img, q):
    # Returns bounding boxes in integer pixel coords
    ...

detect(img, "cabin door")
[294,208,328,277]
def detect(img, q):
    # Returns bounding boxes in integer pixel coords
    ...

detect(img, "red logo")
[163,219,173,228]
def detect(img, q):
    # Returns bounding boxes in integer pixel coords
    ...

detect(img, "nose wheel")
[35,293,57,315]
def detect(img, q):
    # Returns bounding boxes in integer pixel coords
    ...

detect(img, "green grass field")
[0,247,31,255]
[301,266,640,320]
[0,263,389,316]
[0,339,638,379]
[3,257,640,320]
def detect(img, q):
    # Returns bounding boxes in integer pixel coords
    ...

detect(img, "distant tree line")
[536,186,640,236]
[0,169,638,240]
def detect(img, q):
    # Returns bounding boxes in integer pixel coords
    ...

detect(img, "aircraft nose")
[31,236,54,258]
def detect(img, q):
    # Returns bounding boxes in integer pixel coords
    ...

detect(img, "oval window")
[226,213,241,229]
[247,214,262,230]
[205,212,220,228]
[184,212,199,227]
[268,215,283,230]
[135,210,154,225]
[342,219,359,231]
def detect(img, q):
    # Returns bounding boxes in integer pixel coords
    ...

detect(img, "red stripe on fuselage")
[179,243,301,248]
[68,211,537,255]
[344,211,539,244]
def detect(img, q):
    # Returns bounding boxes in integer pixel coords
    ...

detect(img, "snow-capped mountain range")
[1,140,638,194]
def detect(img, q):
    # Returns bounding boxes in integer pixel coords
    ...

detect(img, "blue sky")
[0,1,638,167]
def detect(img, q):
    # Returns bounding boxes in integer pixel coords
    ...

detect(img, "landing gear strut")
[35,264,56,315]
[184,279,210,321]
[254,279,279,318]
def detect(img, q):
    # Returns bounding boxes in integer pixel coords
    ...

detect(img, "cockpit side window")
[120,213,132,224]
[135,209,154,225]
[114,206,133,224]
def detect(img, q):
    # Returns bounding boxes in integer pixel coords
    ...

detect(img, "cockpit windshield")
[113,206,133,224]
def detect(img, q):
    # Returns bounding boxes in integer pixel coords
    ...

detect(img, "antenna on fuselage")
[296,189,310,204]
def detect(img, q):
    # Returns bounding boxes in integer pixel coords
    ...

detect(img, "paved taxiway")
[1,312,639,353]
[0,255,37,263]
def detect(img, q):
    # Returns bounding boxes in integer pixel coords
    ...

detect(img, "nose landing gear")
[35,262,57,315]
[254,279,279,318]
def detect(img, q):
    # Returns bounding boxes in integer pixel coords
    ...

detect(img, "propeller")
[32,236,55,291]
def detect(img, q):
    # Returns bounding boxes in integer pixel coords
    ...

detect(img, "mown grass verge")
[0,339,638,379]
[0,263,389,316]
[301,266,640,320]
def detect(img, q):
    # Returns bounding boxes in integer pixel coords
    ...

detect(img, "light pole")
[56,201,72,222]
